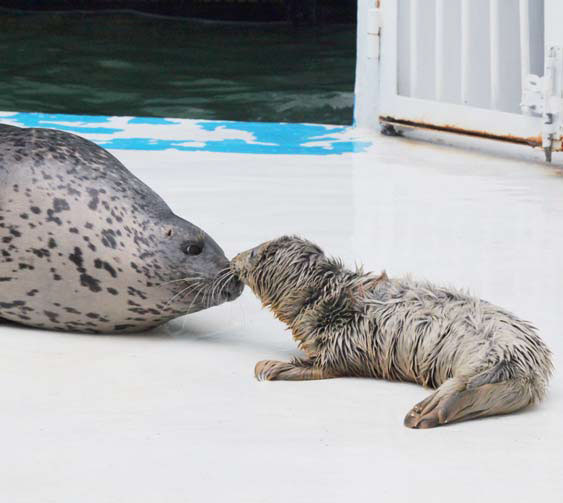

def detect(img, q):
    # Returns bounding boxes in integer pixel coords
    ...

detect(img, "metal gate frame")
[355,0,563,161]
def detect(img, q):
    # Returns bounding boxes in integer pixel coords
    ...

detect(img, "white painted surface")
[379,1,546,141]
[354,0,381,130]
[395,0,534,112]
[1,130,562,502]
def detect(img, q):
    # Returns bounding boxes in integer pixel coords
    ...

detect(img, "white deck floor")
[1,114,562,502]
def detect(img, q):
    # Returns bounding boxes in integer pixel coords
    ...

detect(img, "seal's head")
[158,215,245,315]
[231,236,326,319]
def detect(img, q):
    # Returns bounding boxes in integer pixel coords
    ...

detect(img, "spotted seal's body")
[0,125,242,333]
[231,236,553,428]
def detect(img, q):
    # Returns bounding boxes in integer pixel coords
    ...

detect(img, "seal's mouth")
[213,266,244,303]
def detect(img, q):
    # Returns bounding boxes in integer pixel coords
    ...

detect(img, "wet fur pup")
[231,236,553,428]
[0,125,242,333]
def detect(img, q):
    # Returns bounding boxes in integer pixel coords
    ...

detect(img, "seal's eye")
[185,244,203,256]
[250,248,257,259]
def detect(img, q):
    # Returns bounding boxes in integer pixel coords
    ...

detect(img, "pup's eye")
[185,244,203,256]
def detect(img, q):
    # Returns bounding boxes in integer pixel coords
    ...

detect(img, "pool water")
[0,11,356,124]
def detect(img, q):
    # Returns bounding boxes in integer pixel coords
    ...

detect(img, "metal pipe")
[461,0,470,105]
[435,0,444,101]
[410,0,420,97]
[519,0,530,95]
[490,0,501,109]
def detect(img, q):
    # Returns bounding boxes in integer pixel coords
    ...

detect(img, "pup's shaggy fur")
[231,236,553,428]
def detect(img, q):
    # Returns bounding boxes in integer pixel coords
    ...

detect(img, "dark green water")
[0,12,356,124]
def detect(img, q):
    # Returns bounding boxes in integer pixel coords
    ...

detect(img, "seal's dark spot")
[100,229,117,249]
[46,209,62,226]
[30,206,41,214]
[94,258,117,278]
[114,324,136,331]
[87,188,99,210]
[80,273,102,293]
[43,311,59,323]
[31,248,50,259]
[107,288,119,295]
[52,198,70,213]
[69,247,84,268]
[0,300,25,308]
[127,286,148,300]
[48,238,57,249]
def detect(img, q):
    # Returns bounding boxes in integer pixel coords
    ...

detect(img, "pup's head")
[231,235,325,310]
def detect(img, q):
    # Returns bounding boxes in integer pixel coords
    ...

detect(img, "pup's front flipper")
[255,359,333,381]
[404,377,533,429]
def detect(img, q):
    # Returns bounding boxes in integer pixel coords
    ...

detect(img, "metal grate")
[397,0,544,114]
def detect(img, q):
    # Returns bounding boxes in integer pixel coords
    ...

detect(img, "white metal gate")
[355,0,563,161]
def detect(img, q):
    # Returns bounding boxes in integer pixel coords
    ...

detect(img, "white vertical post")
[543,0,563,156]
[435,0,444,101]
[410,0,420,97]
[519,0,530,93]
[461,0,470,105]
[490,0,501,109]
[353,0,381,130]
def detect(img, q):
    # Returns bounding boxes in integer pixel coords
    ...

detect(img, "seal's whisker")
[215,270,235,302]
[163,280,204,310]
[159,275,207,286]
[185,287,206,313]
[206,268,232,307]
[208,272,227,307]
[207,272,230,308]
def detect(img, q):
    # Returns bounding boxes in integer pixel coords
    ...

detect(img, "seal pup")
[0,125,243,333]
[231,236,553,428]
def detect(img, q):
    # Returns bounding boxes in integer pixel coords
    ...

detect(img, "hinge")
[367,7,382,60]
[521,46,563,162]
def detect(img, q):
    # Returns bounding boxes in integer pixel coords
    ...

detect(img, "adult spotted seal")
[231,236,553,428]
[0,125,243,333]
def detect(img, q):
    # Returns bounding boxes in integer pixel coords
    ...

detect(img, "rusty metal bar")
[435,0,445,101]
[379,116,542,147]
[490,0,501,109]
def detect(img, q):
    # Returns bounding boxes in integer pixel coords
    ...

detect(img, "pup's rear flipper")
[404,377,535,429]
